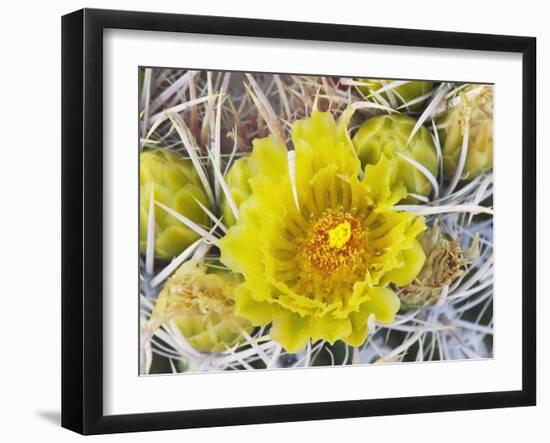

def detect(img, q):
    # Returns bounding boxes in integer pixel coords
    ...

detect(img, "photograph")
[138,69,494,375]
[0,0,544,439]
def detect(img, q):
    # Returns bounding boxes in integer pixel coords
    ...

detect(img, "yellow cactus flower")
[221,157,252,227]
[149,260,253,353]
[357,79,433,111]
[218,110,426,353]
[352,114,438,200]
[439,85,494,180]
[140,149,211,259]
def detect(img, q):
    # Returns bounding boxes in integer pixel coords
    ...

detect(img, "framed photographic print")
[61,8,536,435]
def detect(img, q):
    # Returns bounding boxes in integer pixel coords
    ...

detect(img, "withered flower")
[398,222,479,309]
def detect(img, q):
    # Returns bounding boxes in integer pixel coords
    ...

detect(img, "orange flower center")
[302,209,365,277]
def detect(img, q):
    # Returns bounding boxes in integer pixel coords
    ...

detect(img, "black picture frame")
[61,8,537,435]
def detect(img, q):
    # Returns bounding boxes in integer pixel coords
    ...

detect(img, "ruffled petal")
[362,286,401,324]
[247,136,289,184]
[233,284,275,326]
[294,110,361,178]
[383,239,426,286]
[270,311,311,353]
[363,155,408,209]
[310,315,352,344]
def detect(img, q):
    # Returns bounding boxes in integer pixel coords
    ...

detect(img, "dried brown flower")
[398,222,479,309]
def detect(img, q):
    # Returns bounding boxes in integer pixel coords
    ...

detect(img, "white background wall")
[0,1,545,441]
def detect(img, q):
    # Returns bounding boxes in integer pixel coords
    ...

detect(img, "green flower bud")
[352,114,438,200]
[150,260,253,353]
[439,85,493,180]
[398,223,479,310]
[221,157,252,227]
[357,79,434,111]
[140,148,211,259]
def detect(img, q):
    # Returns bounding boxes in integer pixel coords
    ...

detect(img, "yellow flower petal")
[345,286,400,346]
[360,286,401,324]
[310,315,352,345]
[294,110,361,178]
[270,311,311,353]
[363,154,407,208]
[382,239,426,286]
[233,284,275,326]
[248,136,288,184]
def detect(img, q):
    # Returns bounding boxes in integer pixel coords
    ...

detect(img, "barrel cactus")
[149,260,253,353]
[352,114,438,200]
[140,148,211,259]
[221,157,252,227]
[439,85,493,180]
[357,79,433,111]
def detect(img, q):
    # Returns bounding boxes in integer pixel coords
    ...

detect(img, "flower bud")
[439,85,493,180]
[357,79,434,111]
[221,157,252,227]
[352,114,438,200]
[140,149,211,259]
[150,260,253,353]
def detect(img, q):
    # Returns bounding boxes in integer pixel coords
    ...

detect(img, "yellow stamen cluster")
[302,209,364,278]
